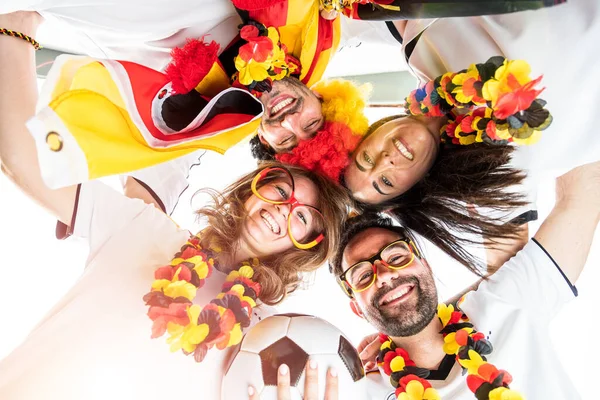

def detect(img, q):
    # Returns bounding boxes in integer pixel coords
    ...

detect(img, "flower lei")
[142,234,262,362]
[405,56,552,146]
[377,303,524,400]
[233,21,301,96]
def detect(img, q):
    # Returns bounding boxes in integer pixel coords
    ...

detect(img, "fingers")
[276,364,291,400]
[356,332,378,354]
[324,367,339,400]
[303,359,319,400]
[248,385,260,400]
[359,335,380,371]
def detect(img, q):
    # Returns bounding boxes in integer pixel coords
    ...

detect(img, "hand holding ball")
[222,314,367,399]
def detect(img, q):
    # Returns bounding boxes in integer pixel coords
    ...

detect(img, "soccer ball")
[222,314,367,400]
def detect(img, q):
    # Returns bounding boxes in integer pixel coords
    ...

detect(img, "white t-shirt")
[366,240,578,400]
[0,181,275,400]
[398,0,600,176]
[1,0,241,71]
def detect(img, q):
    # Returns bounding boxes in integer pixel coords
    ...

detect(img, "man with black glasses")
[329,160,600,400]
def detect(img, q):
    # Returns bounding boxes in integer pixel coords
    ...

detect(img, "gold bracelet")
[0,28,41,50]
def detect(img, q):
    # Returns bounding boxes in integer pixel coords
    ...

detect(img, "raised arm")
[533,161,600,283]
[0,12,77,225]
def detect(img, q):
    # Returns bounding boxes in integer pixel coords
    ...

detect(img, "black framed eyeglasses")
[337,239,420,296]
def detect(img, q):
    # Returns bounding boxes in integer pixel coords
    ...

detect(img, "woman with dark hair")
[345,113,532,274]
[0,12,351,398]
[253,56,551,274]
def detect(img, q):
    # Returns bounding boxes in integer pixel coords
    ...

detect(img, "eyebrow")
[372,181,388,196]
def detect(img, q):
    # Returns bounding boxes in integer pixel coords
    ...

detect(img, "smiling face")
[343,228,438,337]
[344,116,442,205]
[242,172,321,256]
[257,77,324,153]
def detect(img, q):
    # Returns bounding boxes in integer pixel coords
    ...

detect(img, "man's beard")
[260,77,308,126]
[262,96,304,126]
[362,275,438,337]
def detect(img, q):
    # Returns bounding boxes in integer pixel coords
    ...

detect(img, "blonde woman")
[0,11,350,399]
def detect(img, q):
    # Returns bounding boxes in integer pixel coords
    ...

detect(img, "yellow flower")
[442,328,473,355]
[489,387,524,400]
[437,304,454,328]
[483,60,532,107]
[458,350,486,375]
[194,261,209,280]
[390,356,406,372]
[152,277,197,301]
[227,323,244,347]
[453,125,479,145]
[166,305,210,353]
[451,64,481,104]
[510,124,542,145]
[398,380,441,400]
[494,59,531,86]
[235,57,272,85]
[227,265,255,282]
[380,340,392,351]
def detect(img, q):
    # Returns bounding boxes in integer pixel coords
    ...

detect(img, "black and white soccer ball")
[222,314,367,399]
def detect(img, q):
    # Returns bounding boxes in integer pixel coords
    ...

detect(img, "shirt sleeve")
[473,239,577,321]
[57,180,154,256]
[122,150,206,215]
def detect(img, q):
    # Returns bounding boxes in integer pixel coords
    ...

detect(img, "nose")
[379,151,395,166]
[275,203,291,220]
[374,259,396,288]
[281,113,301,135]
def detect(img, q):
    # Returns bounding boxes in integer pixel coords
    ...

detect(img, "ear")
[256,128,271,147]
[311,89,323,101]
[350,299,364,319]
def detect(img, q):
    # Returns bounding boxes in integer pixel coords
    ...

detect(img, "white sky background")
[0,92,599,398]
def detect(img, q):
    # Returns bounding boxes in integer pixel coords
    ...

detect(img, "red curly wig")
[275,122,361,182]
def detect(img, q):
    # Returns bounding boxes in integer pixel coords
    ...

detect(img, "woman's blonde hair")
[196,161,351,305]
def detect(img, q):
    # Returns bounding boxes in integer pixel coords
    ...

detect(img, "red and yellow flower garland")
[233,21,301,96]
[377,303,523,400]
[142,235,261,362]
[405,56,552,146]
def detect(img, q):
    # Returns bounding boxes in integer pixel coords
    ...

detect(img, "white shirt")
[366,240,578,400]
[0,181,275,400]
[398,0,600,177]
[1,0,241,71]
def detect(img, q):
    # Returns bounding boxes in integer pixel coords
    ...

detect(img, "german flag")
[234,0,341,87]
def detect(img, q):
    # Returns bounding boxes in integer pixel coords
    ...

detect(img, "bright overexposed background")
[0,17,599,399]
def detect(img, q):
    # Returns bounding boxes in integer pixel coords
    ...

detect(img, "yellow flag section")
[244,0,341,87]
[27,55,263,189]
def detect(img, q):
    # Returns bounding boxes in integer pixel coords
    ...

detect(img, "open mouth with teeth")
[260,209,281,235]
[379,283,415,307]
[269,96,296,118]
[392,138,414,161]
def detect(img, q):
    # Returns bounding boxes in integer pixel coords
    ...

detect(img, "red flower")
[466,363,513,393]
[455,329,472,347]
[448,311,463,325]
[238,36,274,63]
[398,374,432,392]
[240,25,259,40]
[180,246,204,260]
[155,265,175,280]
[148,303,190,338]
[494,75,544,119]
[472,332,486,342]
[460,116,475,133]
